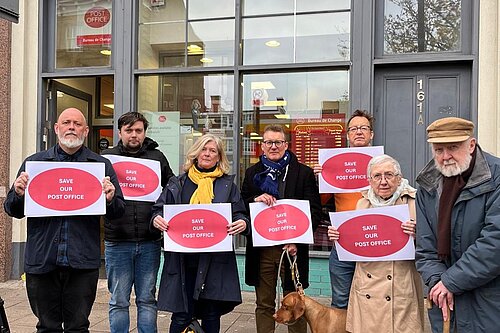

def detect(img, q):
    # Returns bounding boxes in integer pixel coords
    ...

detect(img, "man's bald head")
[54,108,89,154]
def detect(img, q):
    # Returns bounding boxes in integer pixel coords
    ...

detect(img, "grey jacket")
[415,145,500,332]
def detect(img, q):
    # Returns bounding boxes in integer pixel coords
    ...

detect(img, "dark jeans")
[169,265,221,333]
[26,267,99,333]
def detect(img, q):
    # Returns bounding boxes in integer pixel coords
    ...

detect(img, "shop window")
[56,0,112,68]
[240,70,349,251]
[383,0,461,54]
[242,7,350,65]
[137,74,234,175]
[243,0,350,16]
[188,0,234,19]
[138,0,235,69]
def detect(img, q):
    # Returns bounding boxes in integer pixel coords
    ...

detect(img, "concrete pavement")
[1,279,431,332]
[0,279,317,332]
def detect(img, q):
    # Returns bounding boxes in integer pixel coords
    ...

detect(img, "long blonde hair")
[183,134,231,174]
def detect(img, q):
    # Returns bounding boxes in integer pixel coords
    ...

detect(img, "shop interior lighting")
[100,49,112,56]
[250,81,276,90]
[200,57,213,63]
[187,44,204,55]
[265,40,280,47]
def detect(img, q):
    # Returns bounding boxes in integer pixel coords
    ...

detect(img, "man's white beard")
[434,153,472,177]
[58,133,85,149]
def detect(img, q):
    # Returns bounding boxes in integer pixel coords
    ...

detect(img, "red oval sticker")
[337,214,409,257]
[254,204,309,241]
[168,209,228,248]
[322,152,371,189]
[29,168,102,211]
[113,161,159,197]
[84,6,111,29]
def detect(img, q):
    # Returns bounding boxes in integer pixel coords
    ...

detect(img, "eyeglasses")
[263,140,286,148]
[347,125,371,134]
[370,172,399,182]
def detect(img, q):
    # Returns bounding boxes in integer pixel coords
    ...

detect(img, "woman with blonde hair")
[152,133,249,333]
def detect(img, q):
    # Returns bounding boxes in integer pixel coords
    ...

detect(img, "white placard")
[249,199,314,247]
[163,203,232,253]
[25,161,105,217]
[103,155,161,202]
[319,146,384,193]
[330,205,414,261]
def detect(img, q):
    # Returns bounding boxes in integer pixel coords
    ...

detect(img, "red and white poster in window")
[74,1,112,47]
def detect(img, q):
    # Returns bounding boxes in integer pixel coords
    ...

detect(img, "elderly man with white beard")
[415,117,500,332]
[4,108,125,333]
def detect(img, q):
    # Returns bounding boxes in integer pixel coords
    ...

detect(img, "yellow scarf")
[188,165,224,204]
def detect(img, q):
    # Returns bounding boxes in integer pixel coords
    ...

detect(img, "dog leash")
[276,249,303,328]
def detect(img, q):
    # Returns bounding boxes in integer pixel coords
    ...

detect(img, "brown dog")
[274,291,347,333]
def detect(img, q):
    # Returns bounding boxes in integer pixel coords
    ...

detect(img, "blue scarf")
[253,151,291,198]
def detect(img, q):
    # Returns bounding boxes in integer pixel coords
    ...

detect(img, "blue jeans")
[329,246,356,309]
[105,240,161,333]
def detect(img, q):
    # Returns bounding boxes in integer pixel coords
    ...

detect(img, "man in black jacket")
[241,124,321,333]
[101,112,173,333]
[4,108,125,332]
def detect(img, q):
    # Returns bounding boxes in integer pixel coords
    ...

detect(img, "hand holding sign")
[14,171,29,196]
[254,193,277,206]
[102,176,115,202]
[153,214,168,232]
[227,219,247,235]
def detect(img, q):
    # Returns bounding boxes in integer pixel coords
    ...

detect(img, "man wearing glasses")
[315,109,374,310]
[241,124,321,333]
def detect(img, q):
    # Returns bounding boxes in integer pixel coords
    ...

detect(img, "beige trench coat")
[346,189,424,333]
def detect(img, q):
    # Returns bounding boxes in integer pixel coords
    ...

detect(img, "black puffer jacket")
[102,137,174,242]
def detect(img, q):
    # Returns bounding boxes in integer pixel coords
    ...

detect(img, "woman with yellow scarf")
[152,134,249,333]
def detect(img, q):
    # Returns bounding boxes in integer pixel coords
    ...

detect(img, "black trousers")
[26,267,99,333]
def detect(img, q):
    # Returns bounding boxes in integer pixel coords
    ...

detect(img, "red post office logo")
[168,209,228,248]
[113,161,159,197]
[254,204,309,241]
[322,152,372,189]
[29,168,102,211]
[84,6,111,29]
[337,214,409,257]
